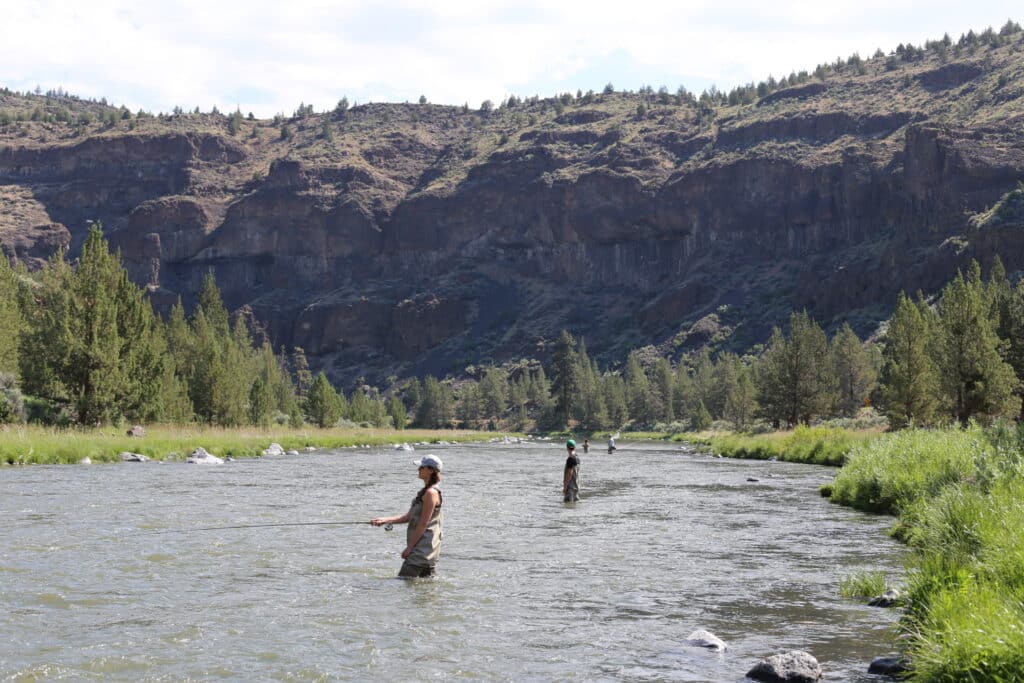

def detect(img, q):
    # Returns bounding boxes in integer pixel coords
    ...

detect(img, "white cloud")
[1,0,1019,116]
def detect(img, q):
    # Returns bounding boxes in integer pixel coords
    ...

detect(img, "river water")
[0,440,903,682]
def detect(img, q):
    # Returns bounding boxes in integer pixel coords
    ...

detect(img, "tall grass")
[0,425,507,465]
[838,571,888,599]
[828,428,987,514]
[674,425,878,466]
[826,424,1024,681]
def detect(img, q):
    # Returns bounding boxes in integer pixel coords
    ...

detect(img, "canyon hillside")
[3,26,1024,386]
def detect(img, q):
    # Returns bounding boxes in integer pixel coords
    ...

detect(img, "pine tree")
[671,366,693,424]
[291,347,313,397]
[601,373,629,428]
[879,293,942,428]
[416,376,453,428]
[457,381,483,425]
[197,272,230,337]
[305,373,342,427]
[690,400,713,431]
[936,266,1019,423]
[624,352,652,426]
[479,366,508,421]
[550,330,580,427]
[388,395,407,429]
[723,363,758,430]
[651,357,674,423]
[248,376,273,426]
[831,323,877,416]
[0,255,23,377]
[754,311,835,426]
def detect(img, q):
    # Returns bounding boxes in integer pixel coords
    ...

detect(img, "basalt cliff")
[3,34,1024,385]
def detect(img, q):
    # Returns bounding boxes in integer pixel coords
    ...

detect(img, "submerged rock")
[683,629,727,651]
[868,589,902,608]
[747,651,822,682]
[302,446,316,452]
[286,449,299,456]
[187,447,223,465]
[747,477,760,482]
[119,451,150,462]
[395,443,414,451]
[868,655,910,677]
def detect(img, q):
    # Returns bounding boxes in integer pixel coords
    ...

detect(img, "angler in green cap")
[563,439,580,502]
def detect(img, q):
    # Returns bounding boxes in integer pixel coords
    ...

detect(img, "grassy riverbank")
[622,425,882,466]
[827,424,1024,680]
[0,425,508,465]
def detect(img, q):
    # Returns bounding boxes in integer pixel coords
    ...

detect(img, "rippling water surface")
[0,441,904,681]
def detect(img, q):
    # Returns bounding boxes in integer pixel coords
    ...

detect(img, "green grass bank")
[828,424,1024,680]
[0,425,508,465]
[621,425,881,466]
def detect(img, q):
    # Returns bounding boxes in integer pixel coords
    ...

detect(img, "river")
[0,440,903,681]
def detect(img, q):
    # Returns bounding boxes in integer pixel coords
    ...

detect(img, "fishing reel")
[384,523,394,531]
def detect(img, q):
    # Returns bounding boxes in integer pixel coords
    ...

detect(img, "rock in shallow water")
[683,629,727,651]
[119,451,150,462]
[868,588,902,607]
[868,655,910,677]
[187,447,223,464]
[262,442,285,457]
[747,651,822,682]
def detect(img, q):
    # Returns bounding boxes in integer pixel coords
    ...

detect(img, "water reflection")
[0,441,903,681]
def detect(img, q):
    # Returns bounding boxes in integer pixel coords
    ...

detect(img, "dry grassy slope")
[2,33,1024,385]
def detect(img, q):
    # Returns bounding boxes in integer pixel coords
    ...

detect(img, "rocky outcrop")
[4,40,1024,385]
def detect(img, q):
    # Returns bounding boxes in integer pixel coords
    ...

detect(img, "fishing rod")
[160,521,394,533]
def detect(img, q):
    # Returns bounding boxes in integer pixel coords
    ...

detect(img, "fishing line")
[159,521,394,533]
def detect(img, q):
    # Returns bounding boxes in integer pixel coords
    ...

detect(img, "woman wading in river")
[371,455,444,578]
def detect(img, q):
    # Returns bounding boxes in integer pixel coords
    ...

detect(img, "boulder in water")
[747,651,822,682]
[683,629,727,651]
[302,446,317,452]
[395,443,414,451]
[868,589,902,608]
[119,451,150,462]
[262,443,285,457]
[286,449,299,456]
[187,447,223,464]
[79,457,92,465]
[868,656,910,677]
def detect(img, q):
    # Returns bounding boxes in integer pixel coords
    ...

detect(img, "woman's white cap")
[414,455,443,472]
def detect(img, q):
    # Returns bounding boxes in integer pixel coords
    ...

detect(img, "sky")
[1,1,1019,118]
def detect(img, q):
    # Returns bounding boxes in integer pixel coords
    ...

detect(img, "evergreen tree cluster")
[880,259,1021,427]
[0,226,400,429]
